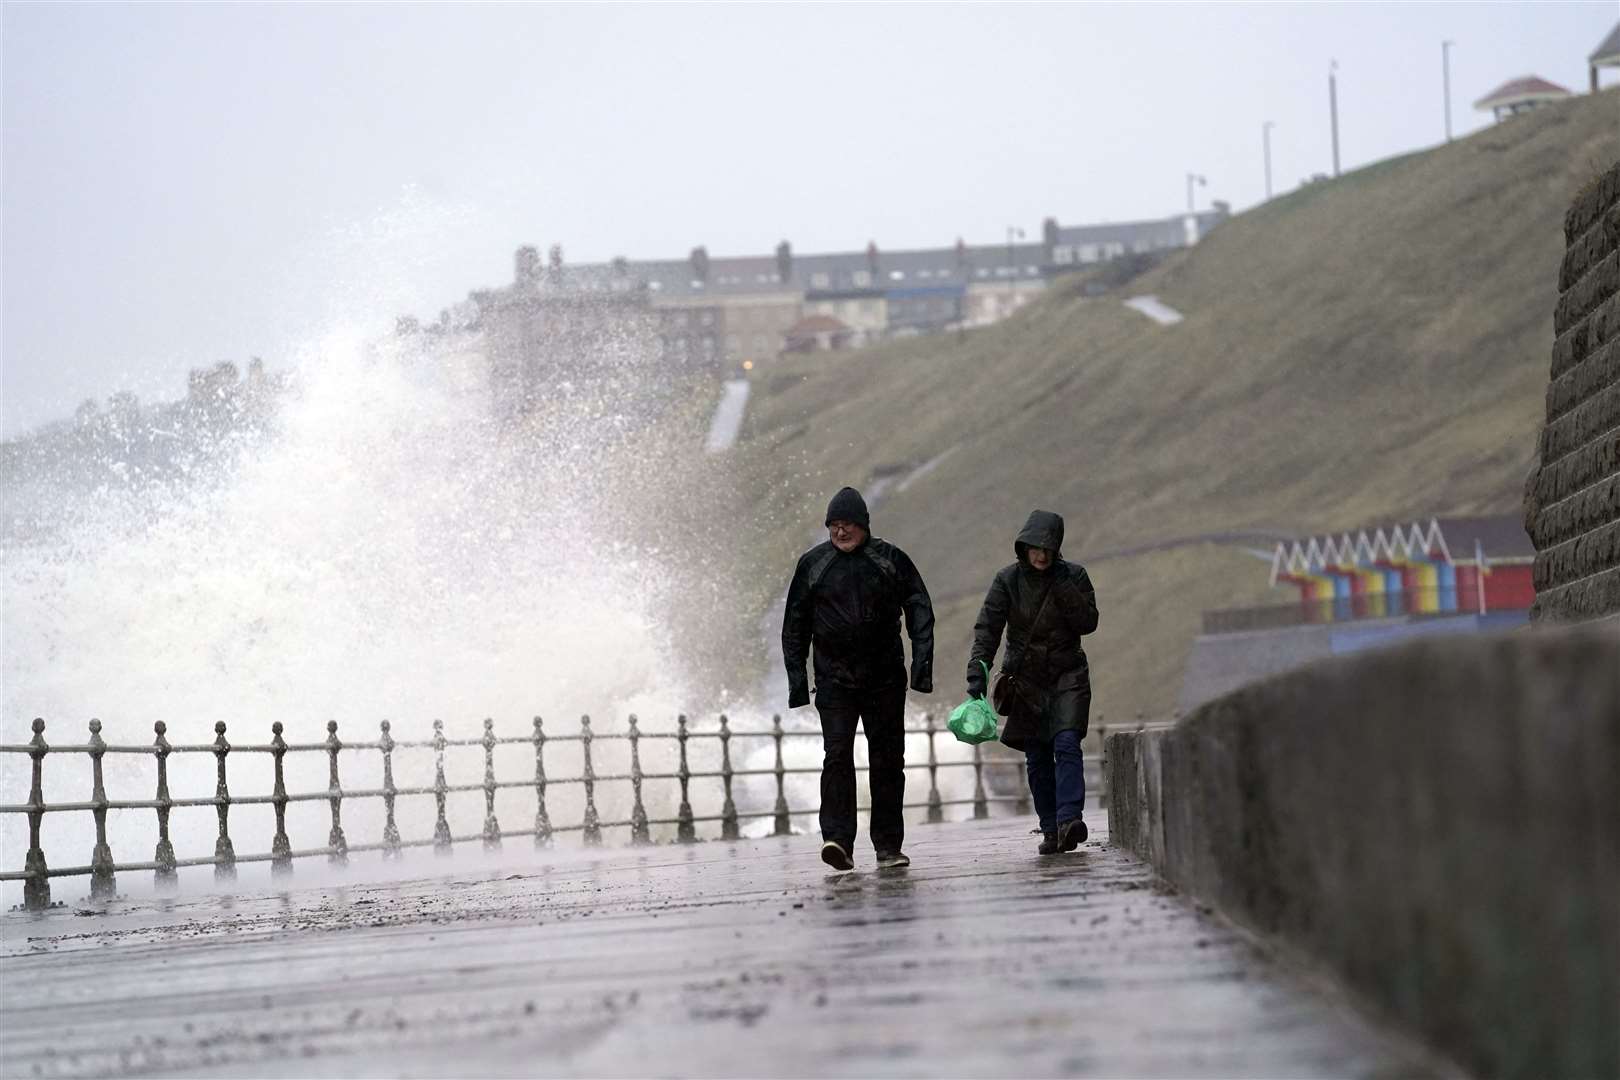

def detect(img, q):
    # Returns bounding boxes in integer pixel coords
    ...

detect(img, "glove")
[910,675,933,695]
[787,676,811,709]
[965,666,987,699]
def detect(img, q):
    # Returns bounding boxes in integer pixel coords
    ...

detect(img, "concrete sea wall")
[1107,625,1619,1080]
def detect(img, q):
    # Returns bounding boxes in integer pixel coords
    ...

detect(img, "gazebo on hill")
[1592,21,1620,91]
[1473,75,1572,121]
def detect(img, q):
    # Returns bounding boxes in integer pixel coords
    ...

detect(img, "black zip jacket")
[781,536,934,708]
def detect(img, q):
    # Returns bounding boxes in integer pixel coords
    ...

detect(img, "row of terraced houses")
[403,207,1228,407]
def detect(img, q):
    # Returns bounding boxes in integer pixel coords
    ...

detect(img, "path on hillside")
[704,379,751,453]
[1122,295,1185,325]
[1,818,1448,1079]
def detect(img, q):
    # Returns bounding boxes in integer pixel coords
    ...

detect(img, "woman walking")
[966,510,1099,854]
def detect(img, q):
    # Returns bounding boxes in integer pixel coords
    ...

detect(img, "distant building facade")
[409,207,1229,412]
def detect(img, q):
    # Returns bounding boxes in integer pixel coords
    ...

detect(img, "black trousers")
[815,683,907,854]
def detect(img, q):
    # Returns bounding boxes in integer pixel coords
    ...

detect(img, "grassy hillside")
[722,89,1619,734]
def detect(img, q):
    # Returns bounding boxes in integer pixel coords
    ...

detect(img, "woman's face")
[1027,546,1053,570]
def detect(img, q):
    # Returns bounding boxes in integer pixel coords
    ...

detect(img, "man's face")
[827,520,866,553]
[1027,546,1053,570]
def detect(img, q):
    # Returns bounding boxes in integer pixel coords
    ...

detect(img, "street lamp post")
[1442,40,1455,142]
[1262,122,1275,200]
[1186,172,1207,214]
[1329,60,1341,177]
[1005,225,1025,317]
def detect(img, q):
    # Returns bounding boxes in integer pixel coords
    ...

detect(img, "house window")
[853,270,872,287]
[976,268,989,278]
[650,280,663,291]
[754,335,768,350]
[889,270,905,281]
[700,311,714,327]
[1054,246,1074,265]
[810,272,830,288]
[919,270,932,280]
[726,335,739,350]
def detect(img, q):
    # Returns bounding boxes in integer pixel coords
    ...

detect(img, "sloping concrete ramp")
[0,818,1447,1078]
[704,379,751,453]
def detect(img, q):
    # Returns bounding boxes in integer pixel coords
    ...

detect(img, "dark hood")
[1014,509,1064,563]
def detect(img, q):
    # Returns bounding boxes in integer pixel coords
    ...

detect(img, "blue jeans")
[1024,729,1085,833]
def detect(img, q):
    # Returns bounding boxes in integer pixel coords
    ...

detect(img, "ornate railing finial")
[212,721,236,881]
[153,721,177,888]
[924,711,944,824]
[628,715,650,845]
[270,722,292,876]
[325,720,347,866]
[24,718,49,911]
[719,715,739,841]
[532,716,551,848]
[87,719,116,901]
[379,719,402,858]
[580,715,601,845]
[481,718,501,851]
[432,719,452,854]
[675,714,695,843]
[771,715,790,837]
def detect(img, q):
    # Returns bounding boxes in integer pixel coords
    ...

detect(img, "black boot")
[1037,831,1061,855]
[1058,817,1088,852]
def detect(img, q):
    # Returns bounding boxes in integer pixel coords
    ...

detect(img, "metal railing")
[1202,587,1529,635]
[1,712,1119,912]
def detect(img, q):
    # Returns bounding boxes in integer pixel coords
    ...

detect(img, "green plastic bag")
[948,661,1000,745]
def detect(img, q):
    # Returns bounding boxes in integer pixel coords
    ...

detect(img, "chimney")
[775,240,792,284]
[1042,217,1059,263]
[515,246,540,289]
[866,241,880,278]
[689,245,710,284]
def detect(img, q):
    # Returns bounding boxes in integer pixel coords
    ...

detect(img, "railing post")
[676,714,695,843]
[379,720,402,859]
[325,720,348,866]
[481,718,501,851]
[580,715,601,846]
[24,718,50,911]
[212,721,237,882]
[153,721,177,890]
[1097,720,1109,811]
[270,722,292,877]
[771,714,791,837]
[432,719,452,855]
[924,711,944,824]
[719,714,739,841]
[971,741,989,820]
[532,716,551,848]
[86,719,117,901]
[628,715,650,845]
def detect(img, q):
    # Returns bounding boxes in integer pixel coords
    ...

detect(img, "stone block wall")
[1107,625,1619,1080]
[1524,161,1620,622]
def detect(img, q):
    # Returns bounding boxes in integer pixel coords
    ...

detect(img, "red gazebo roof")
[1473,75,1572,111]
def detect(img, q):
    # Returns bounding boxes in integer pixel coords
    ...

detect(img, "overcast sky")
[3,2,1615,435]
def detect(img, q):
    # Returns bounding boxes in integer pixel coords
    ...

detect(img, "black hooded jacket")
[966,510,1099,739]
[782,534,935,708]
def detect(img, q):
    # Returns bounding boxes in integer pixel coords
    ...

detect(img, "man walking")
[782,487,934,871]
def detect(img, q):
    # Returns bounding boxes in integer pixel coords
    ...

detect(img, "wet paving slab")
[0,817,1455,1078]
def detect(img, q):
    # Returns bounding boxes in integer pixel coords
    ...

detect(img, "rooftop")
[1473,75,1573,111]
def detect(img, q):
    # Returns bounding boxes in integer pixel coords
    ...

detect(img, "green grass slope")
[725,89,1619,732]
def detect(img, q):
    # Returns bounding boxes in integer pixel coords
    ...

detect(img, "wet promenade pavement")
[1,817,1452,1078]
